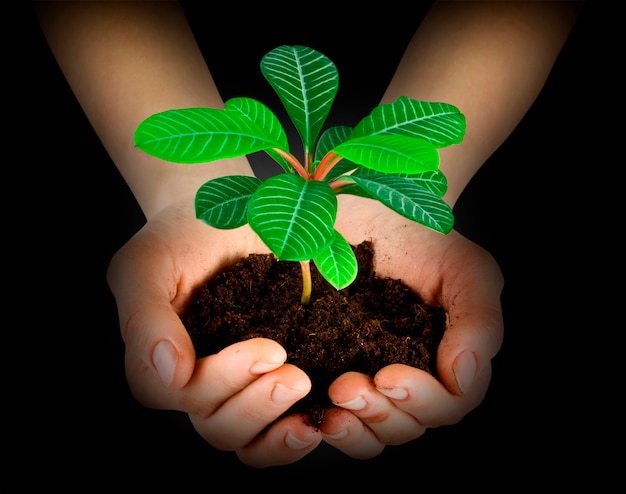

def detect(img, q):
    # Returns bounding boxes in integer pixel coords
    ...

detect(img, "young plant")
[134,45,465,305]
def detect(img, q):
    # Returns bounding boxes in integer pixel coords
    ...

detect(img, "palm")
[335,194,504,393]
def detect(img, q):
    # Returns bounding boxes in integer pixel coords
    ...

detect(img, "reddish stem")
[329,180,351,192]
[313,151,343,181]
[273,148,310,179]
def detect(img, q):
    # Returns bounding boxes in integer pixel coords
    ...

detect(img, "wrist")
[126,152,254,220]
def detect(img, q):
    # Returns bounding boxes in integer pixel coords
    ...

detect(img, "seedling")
[134,45,465,305]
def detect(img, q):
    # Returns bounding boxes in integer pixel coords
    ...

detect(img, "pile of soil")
[182,241,446,427]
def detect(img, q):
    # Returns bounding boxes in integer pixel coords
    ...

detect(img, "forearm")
[383,0,582,207]
[35,1,253,219]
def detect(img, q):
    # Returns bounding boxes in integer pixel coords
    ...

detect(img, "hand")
[107,192,503,466]
[107,197,324,468]
[318,194,504,459]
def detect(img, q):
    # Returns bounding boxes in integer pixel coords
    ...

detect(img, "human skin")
[34,0,581,468]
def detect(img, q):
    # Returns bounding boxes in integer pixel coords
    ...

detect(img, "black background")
[20,1,616,487]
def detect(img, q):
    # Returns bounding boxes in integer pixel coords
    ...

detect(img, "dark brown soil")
[182,241,446,428]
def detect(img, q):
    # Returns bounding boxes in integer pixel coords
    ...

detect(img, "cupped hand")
[319,194,505,459]
[106,198,323,468]
[107,191,504,466]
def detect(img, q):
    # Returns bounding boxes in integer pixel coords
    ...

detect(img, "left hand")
[318,195,504,459]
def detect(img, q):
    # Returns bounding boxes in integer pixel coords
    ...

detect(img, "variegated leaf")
[314,125,361,181]
[333,134,439,174]
[134,107,281,163]
[313,231,358,290]
[195,175,262,229]
[348,174,454,234]
[225,97,293,172]
[260,45,338,157]
[352,168,448,197]
[247,174,337,261]
[316,125,352,158]
[350,96,466,148]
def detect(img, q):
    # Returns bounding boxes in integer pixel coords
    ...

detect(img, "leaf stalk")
[273,148,309,179]
[312,151,342,181]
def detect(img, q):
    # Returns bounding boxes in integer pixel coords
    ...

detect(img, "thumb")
[437,250,504,396]
[107,245,196,409]
[122,303,197,406]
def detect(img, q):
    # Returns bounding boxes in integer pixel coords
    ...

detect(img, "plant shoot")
[134,45,465,304]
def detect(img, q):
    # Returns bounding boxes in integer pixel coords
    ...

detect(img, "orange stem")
[313,152,342,181]
[273,148,309,179]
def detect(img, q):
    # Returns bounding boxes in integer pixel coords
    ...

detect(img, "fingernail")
[152,340,177,388]
[453,350,477,394]
[249,360,284,374]
[323,428,348,440]
[285,431,314,450]
[271,383,308,405]
[335,395,367,410]
[378,387,409,400]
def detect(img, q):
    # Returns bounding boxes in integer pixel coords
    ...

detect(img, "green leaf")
[247,174,337,261]
[195,175,262,229]
[316,125,352,158]
[409,170,448,197]
[352,168,448,197]
[225,97,293,172]
[348,174,454,234]
[261,45,338,157]
[313,231,358,290]
[333,134,439,174]
[134,107,282,163]
[351,96,466,148]
[314,125,361,181]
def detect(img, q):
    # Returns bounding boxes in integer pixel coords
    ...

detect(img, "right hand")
[107,197,324,467]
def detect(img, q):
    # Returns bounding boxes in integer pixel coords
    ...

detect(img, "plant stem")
[330,179,351,192]
[312,151,342,181]
[299,260,312,305]
[273,148,310,179]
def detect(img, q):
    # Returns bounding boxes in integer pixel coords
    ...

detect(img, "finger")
[107,212,257,397]
[107,232,198,400]
[319,407,385,460]
[437,243,504,395]
[326,372,425,445]
[188,363,312,451]
[236,414,323,468]
[121,303,197,409]
[375,363,492,426]
[178,338,287,416]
